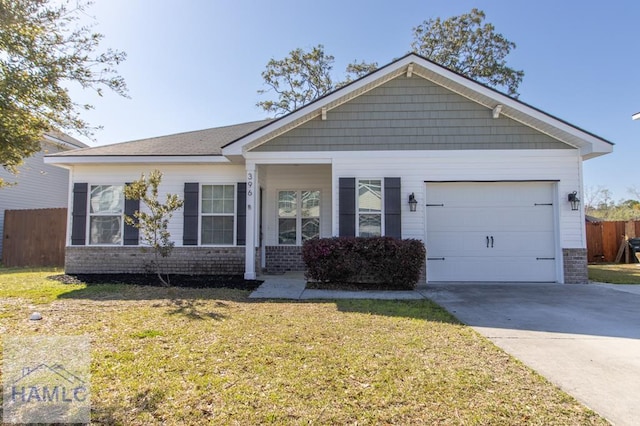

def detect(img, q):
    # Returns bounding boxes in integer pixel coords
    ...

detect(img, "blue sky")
[70,0,639,200]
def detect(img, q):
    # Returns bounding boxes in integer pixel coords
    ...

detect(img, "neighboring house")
[45,53,613,284]
[0,132,87,260]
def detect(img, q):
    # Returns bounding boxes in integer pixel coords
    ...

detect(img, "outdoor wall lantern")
[568,191,581,211]
[408,193,418,212]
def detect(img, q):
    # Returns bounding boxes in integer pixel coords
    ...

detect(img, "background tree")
[585,186,640,221]
[257,9,523,115]
[256,45,377,116]
[0,0,127,186]
[340,60,380,86]
[124,170,184,286]
[411,8,524,96]
[256,45,334,116]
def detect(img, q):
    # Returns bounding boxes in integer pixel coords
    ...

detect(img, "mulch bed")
[48,274,263,290]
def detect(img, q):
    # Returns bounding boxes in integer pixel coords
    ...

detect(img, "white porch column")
[244,162,257,279]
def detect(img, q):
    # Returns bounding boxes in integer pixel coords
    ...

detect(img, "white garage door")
[425,182,557,282]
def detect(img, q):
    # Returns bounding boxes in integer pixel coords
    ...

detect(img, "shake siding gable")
[252,75,573,152]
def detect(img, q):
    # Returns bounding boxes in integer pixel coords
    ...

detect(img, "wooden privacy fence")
[2,208,67,267]
[586,220,640,263]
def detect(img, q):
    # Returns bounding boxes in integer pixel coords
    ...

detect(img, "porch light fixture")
[408,193,418,212]
[568,191,581,211]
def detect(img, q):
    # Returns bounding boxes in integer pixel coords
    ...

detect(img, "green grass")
[588,263,640,284]
[0,267,606,425]
[0,267,85,303]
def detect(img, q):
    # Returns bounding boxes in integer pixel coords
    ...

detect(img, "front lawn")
[0,268,605,424]
[588,263,640,284]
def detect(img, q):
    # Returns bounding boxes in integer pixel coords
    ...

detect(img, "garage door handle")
[428,257,445,261]
[486,236,490,248]
[491,236,494,248]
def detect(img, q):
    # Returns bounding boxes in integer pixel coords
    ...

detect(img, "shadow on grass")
[165,298,228,321]
[49,273,462,323]
[56,283,250,302]
[55,283,460,323]
[333,298,461,323]
[56,285,241,320]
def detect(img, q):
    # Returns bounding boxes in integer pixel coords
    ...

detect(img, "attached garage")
[425,182,558,282]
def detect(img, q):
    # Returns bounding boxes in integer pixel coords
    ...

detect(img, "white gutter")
[44,155,231,165]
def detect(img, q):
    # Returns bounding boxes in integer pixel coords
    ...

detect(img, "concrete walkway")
[249,272,425,300]
[249,276,640,424]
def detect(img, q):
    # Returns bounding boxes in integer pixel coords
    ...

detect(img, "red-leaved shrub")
[302,237,426,289]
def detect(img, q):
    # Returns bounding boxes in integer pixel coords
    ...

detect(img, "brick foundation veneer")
[65,246,252,275]
[265,246,305,274]
[563,248,588,284]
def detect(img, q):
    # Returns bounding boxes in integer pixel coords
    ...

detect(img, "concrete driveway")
[423,283,640,426]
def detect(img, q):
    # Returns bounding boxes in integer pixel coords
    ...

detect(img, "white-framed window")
[357,179,383,237]
[201,184,235,245]
[89,184,124,245]
[278,190,320,245]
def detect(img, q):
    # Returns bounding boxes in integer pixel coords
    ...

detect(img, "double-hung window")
[278,190,320,245]
[201,184,235,245]
[357,179,382,237]
[89,184,124,245]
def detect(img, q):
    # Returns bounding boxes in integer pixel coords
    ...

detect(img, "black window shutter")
[71,183,88,245]
[183,183,199,245]
[339,178,356,237]
[123,183,139,245]
[384,177,402,238]
[236,183,246,246]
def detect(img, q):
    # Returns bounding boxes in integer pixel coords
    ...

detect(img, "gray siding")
[253,76,572,152]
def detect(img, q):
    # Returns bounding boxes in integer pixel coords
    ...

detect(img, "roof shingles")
[52,119,272,157]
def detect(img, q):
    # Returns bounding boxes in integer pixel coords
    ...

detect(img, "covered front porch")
[243,161,333,279]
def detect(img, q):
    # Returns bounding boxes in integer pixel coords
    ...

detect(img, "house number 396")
[247,173,253,196]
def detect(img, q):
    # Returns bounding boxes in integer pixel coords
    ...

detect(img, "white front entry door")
[425,182,557,282]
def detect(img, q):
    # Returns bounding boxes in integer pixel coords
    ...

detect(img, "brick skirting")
[265,246,305,274]
[65,246,250,275]
[563,248,588,284]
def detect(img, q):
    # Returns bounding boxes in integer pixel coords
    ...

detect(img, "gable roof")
[47,53,613,165]
[222,53,613,160]
[49,119,272,158]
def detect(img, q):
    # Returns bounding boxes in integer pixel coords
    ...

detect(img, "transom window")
[201,184,235,245]
[89,184,124,245]
[278,190,320,245]
[358,179,382,237]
